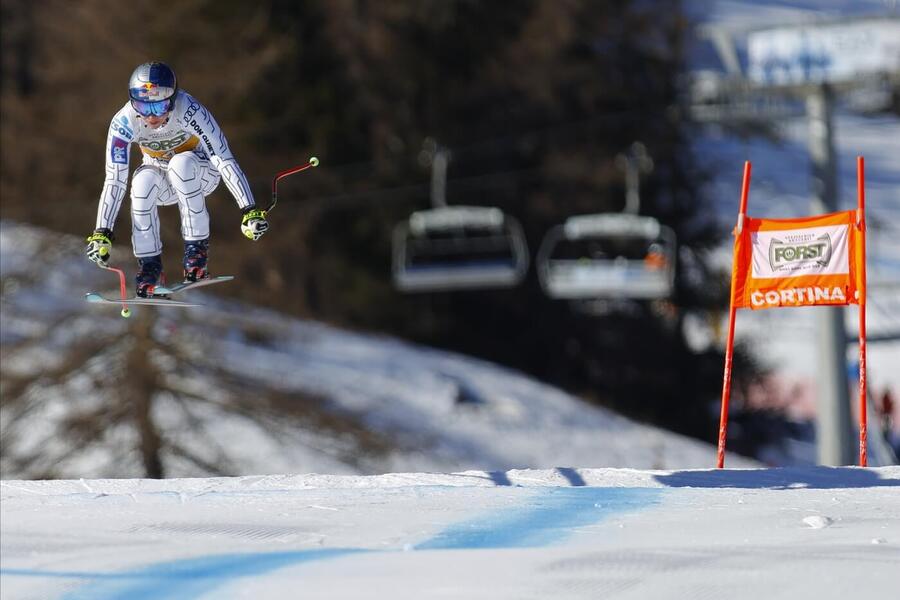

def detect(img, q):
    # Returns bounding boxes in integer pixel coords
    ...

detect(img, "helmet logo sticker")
[136,82,155,99]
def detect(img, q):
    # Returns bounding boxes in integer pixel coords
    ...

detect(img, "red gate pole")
[857,156,868,467]
[717,161,752,469]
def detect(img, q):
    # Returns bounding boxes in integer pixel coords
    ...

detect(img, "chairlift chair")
[536,213,676,300]
[392,205,530,292]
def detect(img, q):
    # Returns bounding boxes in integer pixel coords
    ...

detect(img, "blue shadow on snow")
[655,465,900,489]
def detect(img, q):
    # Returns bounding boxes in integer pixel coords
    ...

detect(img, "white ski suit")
[96,89,255,257]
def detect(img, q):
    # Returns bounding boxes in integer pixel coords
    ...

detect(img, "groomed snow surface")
[2,466,898,599]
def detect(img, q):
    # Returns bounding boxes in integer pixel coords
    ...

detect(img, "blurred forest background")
[1,0,745,443]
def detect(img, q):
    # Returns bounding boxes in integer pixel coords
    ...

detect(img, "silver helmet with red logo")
[128,62,177,117]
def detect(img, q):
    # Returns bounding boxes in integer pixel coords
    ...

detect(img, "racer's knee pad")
[131,166,167,211]
[168,153,201,187]
[170,152,219,195]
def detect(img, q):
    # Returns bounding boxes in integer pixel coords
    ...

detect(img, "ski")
[84,273,233,318]
[84,292,202,307]
[153,275,235,295]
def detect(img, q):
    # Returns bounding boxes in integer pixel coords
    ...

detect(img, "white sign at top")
[747,19,900,86]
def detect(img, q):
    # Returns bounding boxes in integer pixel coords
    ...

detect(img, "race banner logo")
[768,232,832,272]
[750,224,848,279]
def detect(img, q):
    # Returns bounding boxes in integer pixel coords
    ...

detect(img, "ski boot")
[135,255,164,298]
[183,238,210,282]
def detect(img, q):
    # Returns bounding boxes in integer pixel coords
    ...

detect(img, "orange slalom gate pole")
[857,156,867,466]
[717,161,752,468]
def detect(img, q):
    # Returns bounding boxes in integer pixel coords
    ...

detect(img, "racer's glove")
[85,228,114,266]
[241,207,269,241]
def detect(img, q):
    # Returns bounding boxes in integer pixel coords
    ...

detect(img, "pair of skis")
[84,157,319,318]
[85,270,233,317]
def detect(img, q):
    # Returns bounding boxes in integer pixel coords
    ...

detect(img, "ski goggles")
[131,97,174,117]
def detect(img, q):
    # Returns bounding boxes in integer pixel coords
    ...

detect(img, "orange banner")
[732,210,865,310]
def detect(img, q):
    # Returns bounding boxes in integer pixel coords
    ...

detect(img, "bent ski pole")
[99,259,132,318]
[268,156,319,213]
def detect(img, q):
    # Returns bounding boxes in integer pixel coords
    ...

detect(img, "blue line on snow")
[1,486,662,599]
[415,487,661,550]
[60,549,366,600]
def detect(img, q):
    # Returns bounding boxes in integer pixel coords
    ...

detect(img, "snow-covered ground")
[2,466,898,599]
[1,220,758,479]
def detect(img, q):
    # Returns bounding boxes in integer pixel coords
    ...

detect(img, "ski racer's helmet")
[128,62,177,117]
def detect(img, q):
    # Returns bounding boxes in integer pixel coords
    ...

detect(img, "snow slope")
[0,221,756,479]
[2,466,898,599]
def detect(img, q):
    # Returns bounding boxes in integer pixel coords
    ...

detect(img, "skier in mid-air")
[85,61,268,297]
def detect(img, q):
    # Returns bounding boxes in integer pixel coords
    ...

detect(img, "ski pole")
[268,156,319,213]
[99,255,131,318]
